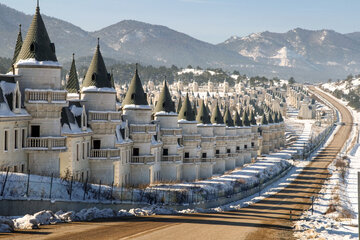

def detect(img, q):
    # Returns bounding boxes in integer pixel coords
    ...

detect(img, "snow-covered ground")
[322,78,360,94]
[293,87,360,240]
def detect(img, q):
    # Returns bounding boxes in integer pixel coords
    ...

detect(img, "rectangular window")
[21,164,24,173]
[93,140,101,149]
[184,152,189,158]
[133,148,139,156]
[244,145,248,149]
[30,125,40,137]
[14,166,17,172]
[76,144,79,161]
[163,148,168,156]
[216,149,220,155]
[251,142,255,147]
[236,146,240,151]
[82,142,85,160]
[87,142,90,157]
[4,130,8,151]
[202,152,207,158]
[227,149,231,154]
[21,129,26,148]
[14,129,18,149]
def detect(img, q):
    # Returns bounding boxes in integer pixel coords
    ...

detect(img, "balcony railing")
[161,129,182,136]
[201,137,216,142]
[201,157,216,163]
[182,135,201,142]
[131,155,155,164]
[88,111,121,122]
[90,149,120,159]
[25,89,67,104]
[215,136,227,141]
[183,157,200,164]
[130,125,157,133]
[216,153,229,158]
[26,137,66,150]
[161,155,182,162]
[228,153,238,157]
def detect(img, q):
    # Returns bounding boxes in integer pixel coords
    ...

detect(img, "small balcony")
[25,137,66,151]
[88,111,121,122]
[89,149,120,160]
[182,135,201,142]
[183,157,201,164]
[161,155,182,162]
[201,157,216,163]
[201,137,216,142]
[25,89,67,104]
[131,155,155,164]
[216,153,229,158]
[161,128,182,136]
[130,124,157,134]
[228,153,238,157]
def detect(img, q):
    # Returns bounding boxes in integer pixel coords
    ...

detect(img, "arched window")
[91,73,96,81]
[131,93,135,100]
[30,43,35,52]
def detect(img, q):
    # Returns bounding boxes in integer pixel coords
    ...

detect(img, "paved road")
[1,87,353,240]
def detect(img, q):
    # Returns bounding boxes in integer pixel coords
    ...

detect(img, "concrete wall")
[16,66,62,91]
[81,92,116,111]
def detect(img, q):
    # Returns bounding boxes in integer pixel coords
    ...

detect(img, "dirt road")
[1,87,352,240]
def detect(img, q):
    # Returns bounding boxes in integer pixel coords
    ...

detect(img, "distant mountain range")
[1,3,360,82]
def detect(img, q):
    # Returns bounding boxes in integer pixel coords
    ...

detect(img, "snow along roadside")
[293,88,359,240]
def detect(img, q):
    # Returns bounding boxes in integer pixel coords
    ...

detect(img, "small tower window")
[131,93,135,100]
[50,43,55,53]
[30,43,35,52]
[91,73,96,81]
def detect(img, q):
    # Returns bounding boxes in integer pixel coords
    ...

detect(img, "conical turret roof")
[154,79,175,113]
[110,69,115,88]
[9,24,23,71]
[123,64,148,106]
[279,112,284,122]
[211,102,224,124]
[261,113,268,125]
[249,110,257,125]
[196,100,211,124]
[242,110,250,126]
[192,100,198,116]
[178,93,195,121]
[224,106,234,127]
[16,5,57,62]
[268,113,274,124]
[274,112,279,123]
[176,98,182,113]
[234,109,243,127]
[65,54,80,93]
[82,40,112,89]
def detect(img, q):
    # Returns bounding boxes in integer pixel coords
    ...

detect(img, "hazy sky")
[1,0,359,44]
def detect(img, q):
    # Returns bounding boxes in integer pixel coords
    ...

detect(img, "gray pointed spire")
[123,64,148,106]
[154,79,175,113]
[16,3,57,62]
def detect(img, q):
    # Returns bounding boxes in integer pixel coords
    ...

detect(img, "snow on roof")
[69,105,83,117]
[122,104,151,110]
[16,58,62,67]
[81,86,116,93]
[0,81,16,95]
